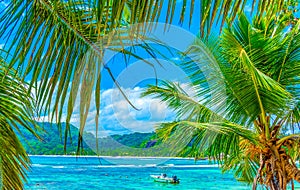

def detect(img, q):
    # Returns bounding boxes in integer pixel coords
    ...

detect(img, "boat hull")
[150,175,180,184]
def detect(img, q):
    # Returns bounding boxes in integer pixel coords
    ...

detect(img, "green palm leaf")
[155,120,258,161]
[142,81,224,122]
[0,55,39,190]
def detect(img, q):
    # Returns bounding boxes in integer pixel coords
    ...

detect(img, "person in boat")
[162,173,167,178]
[172,175,178,183]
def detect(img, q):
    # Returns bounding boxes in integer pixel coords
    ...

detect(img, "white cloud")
[98,86,175,134]
[35,84,177,137]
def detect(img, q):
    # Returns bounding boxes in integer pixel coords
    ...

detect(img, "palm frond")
[220,14,300,135]
[222,140,259,184]
[142,81,224,122]
[0,56,39,190]
[182,14,294,131]
[155,120,258,161]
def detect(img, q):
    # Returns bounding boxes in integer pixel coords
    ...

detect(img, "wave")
[144,164,157,167]
[92,164,218,168]
[166,164,174,167]
[32,163,218,169]
[171,164,219,168]
[32,164,67,169]
[95,165,137,168]
[74,168,87,171]
[95,164,156,168]
[32,164,48,168]
[136,158,157,161]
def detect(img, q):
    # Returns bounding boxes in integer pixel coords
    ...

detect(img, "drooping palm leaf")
[222,139,259,183]
[142,81,224,122]
[0,55,39,190]
[155,120,258,161]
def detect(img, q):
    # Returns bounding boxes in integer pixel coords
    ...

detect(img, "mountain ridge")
[17,122,158,156]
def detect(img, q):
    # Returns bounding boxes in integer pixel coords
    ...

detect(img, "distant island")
[17,122,167,156]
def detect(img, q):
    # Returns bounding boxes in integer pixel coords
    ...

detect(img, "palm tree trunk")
[285,159,300,182]
[268,153,300,190]
[253,136,300,189]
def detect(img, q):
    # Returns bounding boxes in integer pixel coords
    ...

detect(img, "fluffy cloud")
[97,86,176,135]
[36,85,177,137]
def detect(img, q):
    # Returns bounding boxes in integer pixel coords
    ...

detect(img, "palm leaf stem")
[241,49,268,138]
[277,134,300,147]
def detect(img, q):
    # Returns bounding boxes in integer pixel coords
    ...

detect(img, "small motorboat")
[150,173,180,184]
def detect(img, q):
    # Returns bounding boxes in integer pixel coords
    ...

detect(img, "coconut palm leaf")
[143,82,259,161]
[142,81,224,122]
[222,140,259,183]
[155,120,258,161]
[183,14,297,130]
[0,56,39,190]
[222,15,300,134]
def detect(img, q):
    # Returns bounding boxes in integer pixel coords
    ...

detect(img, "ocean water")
[25,156,299,190]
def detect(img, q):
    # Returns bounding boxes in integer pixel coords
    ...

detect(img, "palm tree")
[0,54,39,189]
[143,14,300,189]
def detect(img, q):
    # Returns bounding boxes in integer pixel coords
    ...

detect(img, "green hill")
[17,122,158,156]
[18,123,95,155]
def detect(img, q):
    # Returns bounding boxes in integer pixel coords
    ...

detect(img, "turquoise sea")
[25,156,299,190]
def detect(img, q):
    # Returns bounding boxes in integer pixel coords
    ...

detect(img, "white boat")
[150,174,180,184]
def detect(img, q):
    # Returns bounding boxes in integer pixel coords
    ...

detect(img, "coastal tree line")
[0,0,299,190]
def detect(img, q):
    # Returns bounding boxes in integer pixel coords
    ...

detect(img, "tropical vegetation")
[0,0,299,189]
[18,122,158,156]
[143,13,300,189]
[18,122,96,155]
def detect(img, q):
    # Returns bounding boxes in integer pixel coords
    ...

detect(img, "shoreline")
[28,155,206,160]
